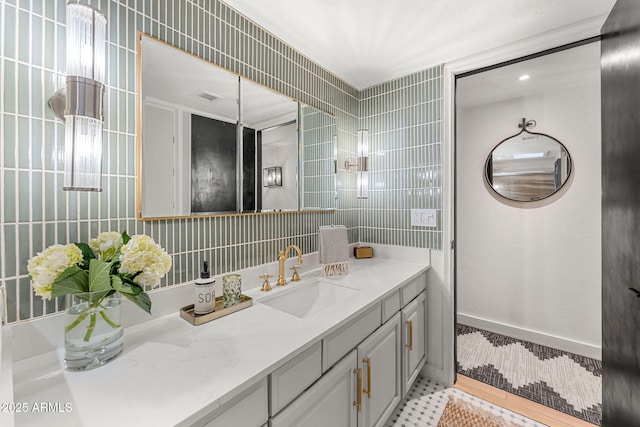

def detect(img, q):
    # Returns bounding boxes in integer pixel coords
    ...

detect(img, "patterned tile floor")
[385,376,546,427]
[456,324,602,425]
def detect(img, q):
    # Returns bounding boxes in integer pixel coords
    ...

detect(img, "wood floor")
[455,375,596,427]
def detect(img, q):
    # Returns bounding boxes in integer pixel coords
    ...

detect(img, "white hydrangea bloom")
[119,235,172,288]
[27,244,83,299]
[89,231,123,261]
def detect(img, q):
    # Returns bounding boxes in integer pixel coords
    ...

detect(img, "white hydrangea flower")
[27,244,83,300]
[89,231,123,261]
[119,235,172,288]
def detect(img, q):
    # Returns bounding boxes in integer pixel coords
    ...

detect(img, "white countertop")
[9,253,429,426]
[0,323,14,427]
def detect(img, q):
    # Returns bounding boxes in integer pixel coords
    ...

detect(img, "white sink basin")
[260,280,359,319]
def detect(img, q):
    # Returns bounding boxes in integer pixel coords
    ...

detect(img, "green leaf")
[121,231,131,245]
[51,266,89,297]
[111,275,143,295]
[88,259,113,293]
[111,274,124,291]
[122,291,152,314]
[74,243,95,268]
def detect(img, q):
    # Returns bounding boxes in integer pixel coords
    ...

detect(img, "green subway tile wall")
[0,0,442,324]
[359,68,443,249]
[302,105,337,210]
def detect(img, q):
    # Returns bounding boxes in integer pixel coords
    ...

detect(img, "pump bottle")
[194,261,216,315]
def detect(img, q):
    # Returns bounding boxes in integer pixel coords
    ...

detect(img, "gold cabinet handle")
[406,320,413,351]
[362,358,372,398]
[353,368,362,411]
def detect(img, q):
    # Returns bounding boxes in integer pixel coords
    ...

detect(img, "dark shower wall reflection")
[191,114,237,213]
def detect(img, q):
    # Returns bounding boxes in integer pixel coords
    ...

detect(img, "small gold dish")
[180,294,252,326]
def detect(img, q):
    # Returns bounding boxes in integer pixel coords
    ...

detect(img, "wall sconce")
[48,1,107,192]
[263,166,283,187]
[345,129,369,198]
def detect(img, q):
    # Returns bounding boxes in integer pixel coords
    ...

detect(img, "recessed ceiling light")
[519,74,530,81]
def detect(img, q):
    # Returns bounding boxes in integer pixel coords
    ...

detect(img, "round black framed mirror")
[485,119,572,202]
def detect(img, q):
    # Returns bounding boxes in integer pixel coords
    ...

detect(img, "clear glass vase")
[64,291,124,371]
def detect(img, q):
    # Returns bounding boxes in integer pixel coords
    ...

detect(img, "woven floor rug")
[457,324,602,425]
[437,396,523,427]
[384,376,544,427]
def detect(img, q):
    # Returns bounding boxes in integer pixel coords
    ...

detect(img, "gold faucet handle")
[290,265,301,282]
[259,274,273,292]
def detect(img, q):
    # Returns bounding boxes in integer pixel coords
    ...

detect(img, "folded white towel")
[318,225,349,276]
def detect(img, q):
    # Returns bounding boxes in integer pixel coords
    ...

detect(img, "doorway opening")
[454,39,602,425]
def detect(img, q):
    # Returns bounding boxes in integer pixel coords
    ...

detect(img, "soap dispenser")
[194,261,216,315]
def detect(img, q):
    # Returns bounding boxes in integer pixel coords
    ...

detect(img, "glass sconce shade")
[49,2,108,192]
[357,170,369,199]
[263,166,283,187]
[63,115,103,191]
[66,2,107,84]
[357,129,369,158]
[356,129,369,199]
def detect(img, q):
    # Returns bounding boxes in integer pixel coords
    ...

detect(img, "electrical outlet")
[411,209,437,227]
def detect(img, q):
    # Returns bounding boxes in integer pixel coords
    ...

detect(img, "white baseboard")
[457,313,601,360]
[422,363,453,387]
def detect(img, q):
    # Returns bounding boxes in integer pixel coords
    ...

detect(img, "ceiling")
[221,0,616,90]
[456,41,601,110]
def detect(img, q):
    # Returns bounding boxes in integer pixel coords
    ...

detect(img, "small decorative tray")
[180,294,253,326]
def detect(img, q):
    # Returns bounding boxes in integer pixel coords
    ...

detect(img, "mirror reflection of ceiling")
[241,79,297,130]
[492,133,562,161]
[456,42,600,109]
[262,122,297,148]
[142,37,297,129]
[221,0,615,89]
[143,38,238,122]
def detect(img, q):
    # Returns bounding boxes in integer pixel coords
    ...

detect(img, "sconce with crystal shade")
[345,129,369,198]
[263,166,283,187]
[49,1,107,191]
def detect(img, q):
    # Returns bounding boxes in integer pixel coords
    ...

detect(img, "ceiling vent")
[193,90,223,102]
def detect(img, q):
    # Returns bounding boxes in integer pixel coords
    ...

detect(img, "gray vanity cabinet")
[199,271,427,427]
[269,341,323,415]
[401,291,427,396]
[270,314,402,427]
[270,350,358,427]
[194,378,268,427]
[357,313,402,427]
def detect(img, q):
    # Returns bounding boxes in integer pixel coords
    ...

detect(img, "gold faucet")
[277,244,304,286]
